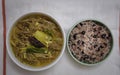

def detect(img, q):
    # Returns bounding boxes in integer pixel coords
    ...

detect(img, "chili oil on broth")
[10,13,63,67]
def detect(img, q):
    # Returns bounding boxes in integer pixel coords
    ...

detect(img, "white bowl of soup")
[6,12,66,71]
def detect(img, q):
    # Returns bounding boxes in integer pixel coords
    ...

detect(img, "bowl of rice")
[67,20,113,66]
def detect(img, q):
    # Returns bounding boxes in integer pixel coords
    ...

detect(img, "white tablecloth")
[0,0,120,75]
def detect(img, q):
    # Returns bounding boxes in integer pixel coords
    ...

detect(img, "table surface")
[0,0,120,75]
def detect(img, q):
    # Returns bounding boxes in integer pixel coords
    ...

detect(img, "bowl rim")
[66,19,114,66]
[6,12,66,71]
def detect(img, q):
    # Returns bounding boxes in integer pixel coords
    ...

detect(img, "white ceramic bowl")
[6,12,66,71]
